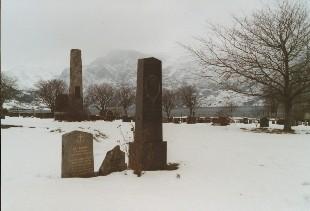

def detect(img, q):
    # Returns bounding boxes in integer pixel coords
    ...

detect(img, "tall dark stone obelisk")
[69,49,83,113]
[54,49,86,121]
[129,57,167,171]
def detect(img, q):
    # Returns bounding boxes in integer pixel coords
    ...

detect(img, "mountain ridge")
[5,49,259,107]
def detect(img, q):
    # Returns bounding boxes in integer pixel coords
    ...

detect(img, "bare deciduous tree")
[116,85,135,117]
[162,88,177,119]
[262,86,280,118]
[178,84,201,118]
[0,72,19,111]
[186,1,310,131]
[218,96,236,117]
[36,79,67,113]
[85,83,115,115]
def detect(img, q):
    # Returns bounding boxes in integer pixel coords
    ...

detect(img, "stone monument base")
[54,111,88,122]
[129,141,167,171]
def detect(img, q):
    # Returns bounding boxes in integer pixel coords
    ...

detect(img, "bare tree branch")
[35,79,67,113]
[185,1,310,131]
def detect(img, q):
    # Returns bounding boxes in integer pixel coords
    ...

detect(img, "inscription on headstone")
[61,131,94,178]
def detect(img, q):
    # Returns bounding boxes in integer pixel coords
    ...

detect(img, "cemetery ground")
[1,117,310,211]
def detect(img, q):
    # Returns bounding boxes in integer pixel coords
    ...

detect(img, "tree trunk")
[100,108,105,116]
[283,100,292,132]
[189,108,193,118]
[123,106,128,117]
[0,101,4,111]
[166,110,171,119]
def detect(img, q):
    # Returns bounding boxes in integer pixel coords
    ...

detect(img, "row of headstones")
[61,131,126,178]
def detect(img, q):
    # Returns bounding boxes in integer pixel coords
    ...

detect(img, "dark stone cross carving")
[129,57,167,171]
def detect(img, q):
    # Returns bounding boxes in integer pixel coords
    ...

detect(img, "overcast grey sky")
[2,0,268,74]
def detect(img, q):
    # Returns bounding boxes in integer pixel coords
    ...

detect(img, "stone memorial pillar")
[129,57,167,171]
[69,49,83,112]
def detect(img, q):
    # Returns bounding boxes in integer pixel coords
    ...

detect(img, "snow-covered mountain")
[3,65,59,90]
[59,50,147,87]
[5,49,260,107]
[58,49,212,91]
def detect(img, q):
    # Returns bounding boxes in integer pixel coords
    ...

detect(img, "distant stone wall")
[125,106,270,118]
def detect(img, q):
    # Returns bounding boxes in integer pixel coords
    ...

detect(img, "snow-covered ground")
[3,100,50,111]
[1,117,310,211]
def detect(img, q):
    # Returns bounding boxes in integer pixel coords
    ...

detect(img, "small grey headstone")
[61,131,94,178]
[99,145,127,176]
[260,117,269,128]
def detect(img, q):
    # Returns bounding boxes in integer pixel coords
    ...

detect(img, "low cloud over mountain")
[7,49,259,107]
